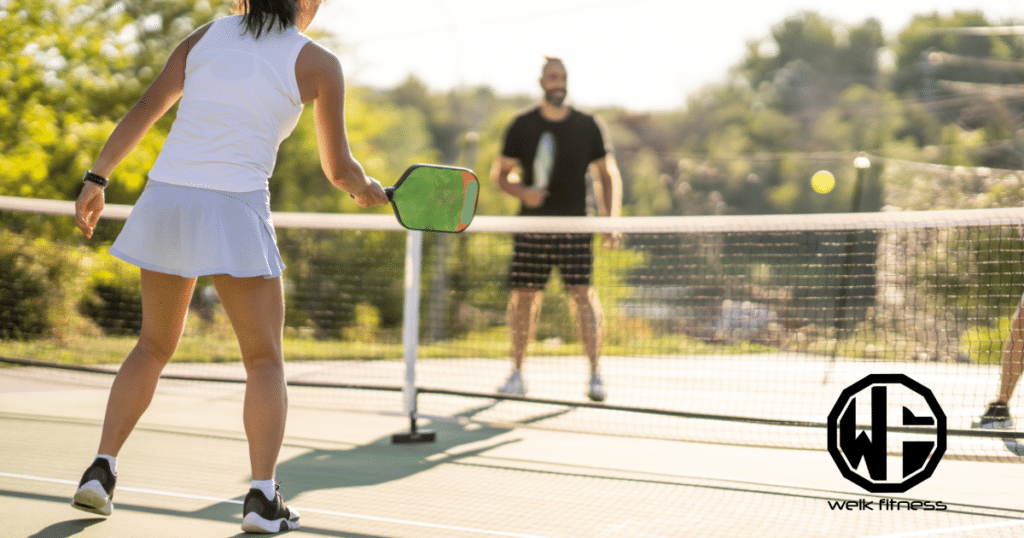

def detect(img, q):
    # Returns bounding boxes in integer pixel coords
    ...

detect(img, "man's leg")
[501,233,552,395]
[508,288,544,371]
[567,284,606,402]
[566,285,603,376]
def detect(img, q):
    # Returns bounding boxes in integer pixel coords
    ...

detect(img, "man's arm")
[589,154,622,218]
[589,153,623,249]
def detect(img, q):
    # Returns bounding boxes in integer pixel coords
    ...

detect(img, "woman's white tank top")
[148,15,312,192]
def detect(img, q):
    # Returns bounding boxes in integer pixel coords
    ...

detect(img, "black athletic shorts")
[508,233,594,289]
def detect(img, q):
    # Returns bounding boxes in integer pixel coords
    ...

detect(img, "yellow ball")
[811,170,835,194]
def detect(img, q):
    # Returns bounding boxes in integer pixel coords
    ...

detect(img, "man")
[974,293,1023,429]
[492,57,622,402]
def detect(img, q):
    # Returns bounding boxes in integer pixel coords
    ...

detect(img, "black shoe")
[72,458,116,516]
[973,402,1014,429]
[241,485,300,533]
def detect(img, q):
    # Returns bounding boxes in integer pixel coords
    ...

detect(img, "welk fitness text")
[828,498,948,511]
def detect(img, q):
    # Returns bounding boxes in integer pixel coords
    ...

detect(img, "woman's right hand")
[352,177,389,208]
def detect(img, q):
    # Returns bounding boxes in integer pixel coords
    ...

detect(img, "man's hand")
[602,232,622,250]
[521,187,548,208]
[75,182,105,239]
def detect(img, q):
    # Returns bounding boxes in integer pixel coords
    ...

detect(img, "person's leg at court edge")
[73,269,195,516]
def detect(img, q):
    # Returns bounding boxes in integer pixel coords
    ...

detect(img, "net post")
[392,229,436,444]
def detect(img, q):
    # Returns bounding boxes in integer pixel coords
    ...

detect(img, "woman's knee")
[133,333,178,365]
[241,344,284,371]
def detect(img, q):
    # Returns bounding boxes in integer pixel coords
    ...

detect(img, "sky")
[311,0,1023,112]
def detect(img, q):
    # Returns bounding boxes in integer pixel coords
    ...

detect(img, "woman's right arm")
[297,43,387,208]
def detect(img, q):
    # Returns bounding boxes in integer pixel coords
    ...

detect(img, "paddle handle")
[349,185,395,201]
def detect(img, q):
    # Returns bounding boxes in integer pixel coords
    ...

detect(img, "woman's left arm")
[76,23,211,238]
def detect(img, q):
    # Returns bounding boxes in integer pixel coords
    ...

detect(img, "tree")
[893,12,1024,97]
[740,13,885,114]
[0,0,235,204]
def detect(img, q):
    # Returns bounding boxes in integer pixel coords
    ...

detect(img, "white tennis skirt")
[110,181,285,279]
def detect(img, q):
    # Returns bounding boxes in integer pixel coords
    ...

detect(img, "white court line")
[0,472,557,538]
[858,519,1024,538]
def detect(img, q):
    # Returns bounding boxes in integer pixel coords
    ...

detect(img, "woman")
[72,0,388,532]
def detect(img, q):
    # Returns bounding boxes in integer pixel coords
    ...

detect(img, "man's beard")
[544,89,567,107]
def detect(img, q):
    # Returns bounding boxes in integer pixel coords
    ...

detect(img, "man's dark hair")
[543,56,565,74]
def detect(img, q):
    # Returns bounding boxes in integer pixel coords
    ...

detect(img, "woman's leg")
[211,275,286,481]
[97,269,196,456]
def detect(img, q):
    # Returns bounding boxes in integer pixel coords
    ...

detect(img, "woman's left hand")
[75,181,106,239]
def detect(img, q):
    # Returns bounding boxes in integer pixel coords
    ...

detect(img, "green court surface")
[2,366,1024,538]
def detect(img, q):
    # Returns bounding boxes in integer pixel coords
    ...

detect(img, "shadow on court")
[9,486,382,537]
[274,402,556,489]
[1003,439,1024,456]
[2,488,235,538]
[25,515,103,538]
[176,402,572,535]
[12,400,572,537]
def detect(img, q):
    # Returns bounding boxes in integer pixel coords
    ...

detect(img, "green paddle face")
[389,164,479,233]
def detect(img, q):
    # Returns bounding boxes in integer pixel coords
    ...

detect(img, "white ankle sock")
[95,454,117,475]
[251,479,276,501]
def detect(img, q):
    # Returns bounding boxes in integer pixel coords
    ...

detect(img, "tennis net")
[2,195,1024,460]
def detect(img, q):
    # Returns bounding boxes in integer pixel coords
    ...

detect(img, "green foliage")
[0,0,233,204]
[6,3,1024,367]
[79,256,142,336]
[962,317,1011,364]
[894,12,1024,95]
[279,228,406,338]
[0,234,49,339]
[914,227,1024,315]
[271,90,439,213]
[0,228,98,340]
[626,148,671,216]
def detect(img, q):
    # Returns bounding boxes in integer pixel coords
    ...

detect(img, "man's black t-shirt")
[501,107,610,217]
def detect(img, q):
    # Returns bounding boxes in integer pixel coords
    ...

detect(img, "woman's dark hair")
[236,0,298,39]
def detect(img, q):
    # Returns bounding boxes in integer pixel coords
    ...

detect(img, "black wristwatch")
[83,170,109,188]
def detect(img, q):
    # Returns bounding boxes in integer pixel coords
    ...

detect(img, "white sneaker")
[497,370,526,397]
[587,373,606,402]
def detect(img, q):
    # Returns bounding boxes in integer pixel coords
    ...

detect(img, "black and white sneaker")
[241,485,300,534]
[72,458,116,516]
[973,401,1014,429]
